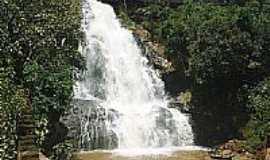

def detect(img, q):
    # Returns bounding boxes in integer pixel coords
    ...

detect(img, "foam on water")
[112,146,209,156]
[75,0,194,150]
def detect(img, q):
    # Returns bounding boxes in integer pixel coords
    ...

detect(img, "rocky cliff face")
[130,25,193,98]
[132,26,175,74]
[131,26,192,97]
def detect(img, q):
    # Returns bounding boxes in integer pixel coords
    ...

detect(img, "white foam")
[112,146,209,156]
[77,0,194,149]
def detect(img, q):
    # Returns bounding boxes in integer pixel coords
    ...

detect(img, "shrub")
[0,0,85,158]
[0,71,27,160]
[244,78,270,151]
[133,0,270,145]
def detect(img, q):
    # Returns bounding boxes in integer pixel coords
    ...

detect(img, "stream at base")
[73,147,210,160]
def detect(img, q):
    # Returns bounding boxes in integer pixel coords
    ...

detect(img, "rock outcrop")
[132,26,175,74]
[61,99,118,150]
[210,140,256,160]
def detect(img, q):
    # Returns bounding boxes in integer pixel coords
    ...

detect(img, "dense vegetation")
[245,78,270,150]
[123,0,270,151]
[0,73,27,160]
[0,0,269,159]
[0,0,84,159]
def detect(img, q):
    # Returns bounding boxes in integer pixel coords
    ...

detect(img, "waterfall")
[74,0,194,150]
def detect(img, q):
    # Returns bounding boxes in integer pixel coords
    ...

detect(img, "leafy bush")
[244,78,270,151]
[0,71,27,160]
[137,2,270,83]
[132,1,270,146]
[49,140,75,160]
[0,0,84,158]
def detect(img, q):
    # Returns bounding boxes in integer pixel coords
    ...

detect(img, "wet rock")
[132,26,175,74]
[210,149,234,160]
[108,108,121,124]
[210,140,259,160]
[61,99,120,150]
[153,106,174,129]
[222,149,232,156]
[219,139,246,154]
[168,98,191,113]
[39,152,49,160]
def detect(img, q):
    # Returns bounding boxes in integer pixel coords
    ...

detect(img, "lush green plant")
[138,2,270,82]
[0,0,84,158]
[133,1,270,146]
[118,10,136,29]
[1,0,84,114]
[244,78,270,151]
[0,71,27,160]
[49,140,75,160]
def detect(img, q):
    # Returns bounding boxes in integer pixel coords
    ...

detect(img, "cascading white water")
[74,0,194,149]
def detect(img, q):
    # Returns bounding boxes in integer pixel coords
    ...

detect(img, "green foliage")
[0,0,84,159]
[49,140,75,160]
[138,2,270,83]
[118,10,136,29]
[0,0,84,115]
[244,78,270,150]
[134,4,173,43]
[0,71,27,160]
[133,1,270,147]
